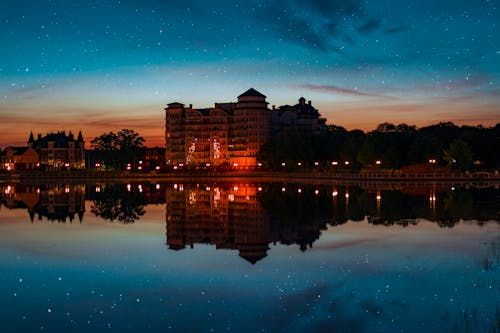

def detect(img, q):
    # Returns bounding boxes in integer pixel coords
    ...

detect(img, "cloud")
[292,83,391,98]
[357,19,382,34]
[384,26,409,34]
[254,0,365,52]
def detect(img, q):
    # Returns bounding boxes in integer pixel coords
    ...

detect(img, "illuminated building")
[0,147,39,170]
[164,89,326,167]
[165,88,271,167]
[28,131,85,170]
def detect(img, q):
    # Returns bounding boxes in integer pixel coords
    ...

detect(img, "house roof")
[238,88,266,98]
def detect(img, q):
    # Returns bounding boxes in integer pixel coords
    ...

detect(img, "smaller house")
[0,147,39,170]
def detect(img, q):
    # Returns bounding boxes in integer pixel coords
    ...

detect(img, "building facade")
[165,88,270,167]
[0,147,39,171]
[28,131,85,170]
[165,88,325,167]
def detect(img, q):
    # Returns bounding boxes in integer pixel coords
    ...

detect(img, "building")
[28,131,85,170]
[271,97,326,134]
[165,88,270,167]
[164,88,325,167]
[0,146,39,171]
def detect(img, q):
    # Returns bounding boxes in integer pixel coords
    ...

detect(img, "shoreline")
[1,170,499,188]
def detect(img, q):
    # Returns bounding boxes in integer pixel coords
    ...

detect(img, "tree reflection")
[91,184,147,223]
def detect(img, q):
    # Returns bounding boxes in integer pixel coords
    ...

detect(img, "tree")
[90,129,145,169]
[90,132,119,169]
[443,139,473,171]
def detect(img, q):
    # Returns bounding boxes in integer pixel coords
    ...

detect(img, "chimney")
[272,105,276,110]
[189,104,193,109]
[308,100,312,106]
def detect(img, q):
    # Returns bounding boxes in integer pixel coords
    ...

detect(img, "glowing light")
[155,166,160,170]
[298,188,302,193]
[345,193,349,198]
[376,194,381,200]
[281,162,286,167]
[344,161,350,165]
[297,162,302,166]
[375,160,381,165]
[173,166,178,170]
[65,186,70,193]
[332,191,338,197]
[331,161,338,166]
[228,194,235,201]
[314,161,319,166]
[315,189,319,195]
[138,184,143,192]
[257,163,262,167]
[127,184,131,192]
[282,187,286,192]
[233,186,238,191]
[258,187,262,191]
[428,159,436,164]
[95,186,101,193]
[174,184,178,189]
[233,163,239,167]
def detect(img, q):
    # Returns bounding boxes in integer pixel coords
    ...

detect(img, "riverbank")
[1,169,499,186]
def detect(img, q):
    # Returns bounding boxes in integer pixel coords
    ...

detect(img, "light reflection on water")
[0,182,499,333]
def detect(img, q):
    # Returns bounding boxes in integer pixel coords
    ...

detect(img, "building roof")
[32,132,80,149]
[1,146,32,157]
[238,88,266,98]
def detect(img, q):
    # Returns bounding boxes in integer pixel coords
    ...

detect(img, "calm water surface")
[0,182,499,333]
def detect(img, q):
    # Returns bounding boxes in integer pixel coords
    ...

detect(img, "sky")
[1,0,499,148]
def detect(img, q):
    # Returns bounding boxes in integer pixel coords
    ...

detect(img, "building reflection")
[166,184,272,263]
[0,184,85,222]
[1,182,499,259]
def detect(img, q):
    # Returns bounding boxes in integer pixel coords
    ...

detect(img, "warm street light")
[331,161,338,166]
[281,162,286,167]
[375,160,381,165]
[344,161,350,165]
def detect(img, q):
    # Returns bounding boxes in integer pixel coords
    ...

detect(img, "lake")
[0,182,499,332]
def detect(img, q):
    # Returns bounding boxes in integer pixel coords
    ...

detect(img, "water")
[0,182,499,332]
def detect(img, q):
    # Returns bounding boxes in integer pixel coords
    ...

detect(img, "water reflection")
[2,182,499,228]
[1,184,85,223]
[0,182,499,332]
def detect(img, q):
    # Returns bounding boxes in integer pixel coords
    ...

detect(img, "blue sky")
[1,0,499,147]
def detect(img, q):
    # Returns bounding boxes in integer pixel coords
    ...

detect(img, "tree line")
[257,122,500,171]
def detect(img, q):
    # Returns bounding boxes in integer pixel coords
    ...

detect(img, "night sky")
[1,0,499,147]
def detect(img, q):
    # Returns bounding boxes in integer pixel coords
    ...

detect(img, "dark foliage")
[258,122,500,171]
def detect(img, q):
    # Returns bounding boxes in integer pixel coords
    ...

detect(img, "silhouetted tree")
[90,129,145,169]
[443,139,473,171]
